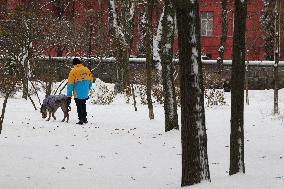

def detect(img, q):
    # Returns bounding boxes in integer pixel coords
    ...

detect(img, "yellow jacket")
[67,64,93,99]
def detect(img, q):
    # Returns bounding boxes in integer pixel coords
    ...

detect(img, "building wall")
[2,0,284,60]
[199,0,284,60]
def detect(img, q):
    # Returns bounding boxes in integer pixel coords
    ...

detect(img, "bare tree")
[273,0,281,114]
[230,0,248,175]
[144,0,155,120]
[160,0,178,131]
[261,0,275,61]
[108,0,136,91]
[174,0,210,186]
[0,3,45,102]
[217,0,228,74]
[0,58,21,134]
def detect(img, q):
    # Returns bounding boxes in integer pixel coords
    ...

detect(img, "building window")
[201,12,213,36]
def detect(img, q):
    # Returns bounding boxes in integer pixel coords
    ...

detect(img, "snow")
[1,88,284,189]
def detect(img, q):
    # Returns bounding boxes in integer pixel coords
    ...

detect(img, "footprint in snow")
[130,176,136,181]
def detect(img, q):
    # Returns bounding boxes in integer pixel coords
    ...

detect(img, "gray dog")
[40,94,70,122]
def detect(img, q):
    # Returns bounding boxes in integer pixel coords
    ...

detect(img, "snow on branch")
[109,0,127,46]
[153,7,164,70]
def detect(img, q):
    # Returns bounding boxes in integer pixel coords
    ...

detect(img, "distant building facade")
[1,0,284,60]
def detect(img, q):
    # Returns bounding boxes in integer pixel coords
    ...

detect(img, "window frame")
[200,12,214,37]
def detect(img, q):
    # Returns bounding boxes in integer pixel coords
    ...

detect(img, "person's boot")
[83,118,88,124]
[76,120,84,125]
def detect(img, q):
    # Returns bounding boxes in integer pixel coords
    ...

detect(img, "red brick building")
[1,0,284,60]
[199,0,284,60]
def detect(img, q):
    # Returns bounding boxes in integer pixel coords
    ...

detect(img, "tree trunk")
[28,93,37,111]
[55,0,65,20]
[22,58,29,100]
[174,0,210,186]
[145,0,154,120]
[274,0,280,115]
[122,47,130,90]
[217,0,228,74]
[245,63,249,105]
[0,0,8,18]
[161,0,178,132]
[46,81,52,97]
[0,92,10,134]
[30,81,42,105]
[261,0,275,61]
[45,56,53,97]
[230,0,247,175]
[130,71,138,111]
[108,0,136,91]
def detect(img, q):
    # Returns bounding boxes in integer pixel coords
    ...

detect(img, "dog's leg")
[62,113,69,122]
[62,112,66,122]
[47,111,51,121]
[53,107,59,120]
[61,105,69,123]
[52,111,56,120]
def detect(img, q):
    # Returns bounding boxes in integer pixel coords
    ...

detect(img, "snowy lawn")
[0,90,284,189]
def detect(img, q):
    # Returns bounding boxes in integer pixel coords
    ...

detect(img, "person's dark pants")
[75,98,87,121]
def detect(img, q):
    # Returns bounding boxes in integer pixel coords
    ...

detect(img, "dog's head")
[40,105,47,119]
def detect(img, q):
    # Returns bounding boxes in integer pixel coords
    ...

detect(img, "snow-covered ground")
[0,89,284,189]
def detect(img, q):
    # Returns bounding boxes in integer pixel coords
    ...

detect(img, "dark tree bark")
[0,92,10,134]
[161,0,178,131]
[174,0,210,186]
[273,0,280,114]
[22,56,30,100]
[217,0,228,73]
[45,56,53,97]
[245,62,249,105]
[54,0,65,20]
[230,0,247,175]
[145,0,155,120]
[0,0,8,18]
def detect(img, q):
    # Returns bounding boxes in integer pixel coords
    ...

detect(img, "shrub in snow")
[203,72,226,107]
[90,78,116,105]
[205,89,226,107]
[0,63,20,97]
[152,85,164,104]
[203,71,224,89]
[135,85,147,105]
[0,87,18,98]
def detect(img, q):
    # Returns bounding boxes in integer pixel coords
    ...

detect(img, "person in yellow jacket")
[67,58,93,125]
